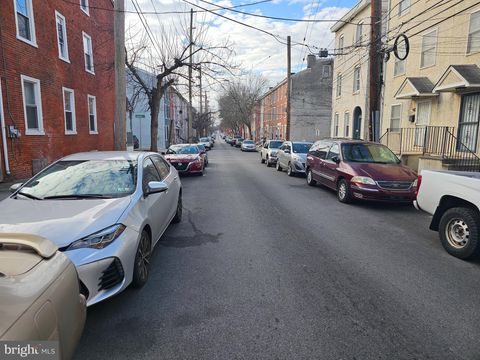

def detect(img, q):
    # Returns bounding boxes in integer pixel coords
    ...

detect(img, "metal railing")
[380,126,480,172]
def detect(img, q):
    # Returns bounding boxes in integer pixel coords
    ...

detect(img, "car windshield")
[293,143,312,153]
[197,144,206,151]
[167,145,199,154]
[199,137,210,142]
[269,141,284,149]
[243,140,254,144]
[18,160,137,199]
[342,143,401,164]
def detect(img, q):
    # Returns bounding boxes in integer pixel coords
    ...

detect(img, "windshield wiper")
[16,191,43,200]
[43,194,113,200]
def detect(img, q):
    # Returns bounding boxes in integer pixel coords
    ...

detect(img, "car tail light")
[414,175,422,196]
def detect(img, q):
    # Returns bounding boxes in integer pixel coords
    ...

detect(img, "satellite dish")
[393,34,409,61]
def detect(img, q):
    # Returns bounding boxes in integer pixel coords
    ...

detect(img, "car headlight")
[412,179,418,188]
[67,224,126,250]
[351,176,376,185]
[292,155,302,162]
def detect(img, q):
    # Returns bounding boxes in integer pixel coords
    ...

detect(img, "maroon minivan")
[305,139,417,203]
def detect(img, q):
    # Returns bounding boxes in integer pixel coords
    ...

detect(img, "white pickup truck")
[415,170,480,260]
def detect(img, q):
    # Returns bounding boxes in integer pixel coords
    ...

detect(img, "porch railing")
[379,126,480,172]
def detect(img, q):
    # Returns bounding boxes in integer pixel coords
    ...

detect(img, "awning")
[394,77,438,99]
[433,64,480,93]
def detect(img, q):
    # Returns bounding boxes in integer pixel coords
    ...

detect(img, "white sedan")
[0,151,182,306]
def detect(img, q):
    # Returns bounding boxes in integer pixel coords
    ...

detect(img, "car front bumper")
[350,184,416,202]
[64,226,140,306]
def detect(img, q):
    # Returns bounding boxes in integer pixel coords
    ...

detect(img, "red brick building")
[0,0,115,180]
[260,80,288,140]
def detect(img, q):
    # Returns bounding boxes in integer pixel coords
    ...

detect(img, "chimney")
[307,54,316,69]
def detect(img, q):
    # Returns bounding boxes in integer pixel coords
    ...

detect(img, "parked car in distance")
[306,139,417,203]
[230,135,242,146]
[199,137,213,150]
[0,233,86,359]
[276,141,313,176]
[261,139,284,167]
[0,151,183,306]
[234,138,244,148]
[415,170,480,260]
[165,144,205,175]
[197,143,209,167]
[241,140,256,152]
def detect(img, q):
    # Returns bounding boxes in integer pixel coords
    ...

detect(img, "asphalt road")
[74,141,480,360]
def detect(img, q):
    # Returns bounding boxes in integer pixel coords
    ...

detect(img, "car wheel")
[337,179,352,204]
[261,156,265,164]
[287,163,295,177]
[172,192,183,224]
[276,161,282,171]
[266,157,271,167]
[307,169,316,186]
[132,230,151,288]
[439,207,480,260]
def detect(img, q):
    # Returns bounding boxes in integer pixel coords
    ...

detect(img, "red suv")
[305,139,417,203]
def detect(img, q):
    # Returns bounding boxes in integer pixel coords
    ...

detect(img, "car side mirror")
[9,183,23,193]
[145,181,168,197]
[331,156,340,164]
[160,151,166,155]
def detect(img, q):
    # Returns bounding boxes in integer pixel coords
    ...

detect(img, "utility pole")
[114,0,126,150]
[199,66,202,126]
[188,8,194,143]
[368,0,382,141]
[286,35,291,141]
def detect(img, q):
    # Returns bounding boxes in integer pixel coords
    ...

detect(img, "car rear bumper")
[350,185,416,202]
[65,227,140,306]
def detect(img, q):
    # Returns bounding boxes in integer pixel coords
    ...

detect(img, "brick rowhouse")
[0,0,115,181]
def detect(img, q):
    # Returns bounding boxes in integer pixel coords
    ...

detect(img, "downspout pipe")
[0,81,10,175]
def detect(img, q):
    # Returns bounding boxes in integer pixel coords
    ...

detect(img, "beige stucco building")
[381,0,480,172]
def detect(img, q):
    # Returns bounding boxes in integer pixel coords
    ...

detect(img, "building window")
[334,113,339,137]
[344,112,350,137]
[80,0,89,15]
[467,11,480,54]
[394,57,406,76]
[420,29,437,68]
[336,74,342,97]
[355,23,363,46]
[88,95,97,133]
[63,87,76,134]
[322,65,331,77]
[390,104,402,132]
[353,66,361,92]
[398,0,410,16]
[14,0,36,46]
[338,35,344,55]
[83,32,94,74]
[21,75,43,135]
[55,11,69,62]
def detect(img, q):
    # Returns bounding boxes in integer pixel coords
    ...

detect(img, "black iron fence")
[379,126,480,172]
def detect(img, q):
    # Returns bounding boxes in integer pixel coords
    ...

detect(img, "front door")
[458,93,480,152]
[414,100,431,147]
[322,143,340,189]
[353,107,362,140]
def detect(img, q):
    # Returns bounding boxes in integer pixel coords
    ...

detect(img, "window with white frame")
[421,29,437,68]
[398,0,410,16]
[353,66,361,92]
[336,74,342,97]
[63,88,76,134]
[390,104,402,132]
[21,75,43,135]
[80,0,89,15]
[322,65,331,78]
[344,112,350,137]
[83,32,94,74]
[88,95,97,133]
[467,10,480,54]
[355,23,363,45]
[334,113,339,137]
[55,11,69,62]
[14,0,36,45]
[394,57,406,76]
[338,35,344,55]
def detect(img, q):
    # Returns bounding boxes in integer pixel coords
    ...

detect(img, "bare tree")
[218,74,267,138]
[125,15,236,151]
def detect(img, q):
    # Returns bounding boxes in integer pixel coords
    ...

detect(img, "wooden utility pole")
[188,8,194,143]
[114,0,126,150]
[199,67,203,119]
[286,35,291,141]
[368,0,382,141]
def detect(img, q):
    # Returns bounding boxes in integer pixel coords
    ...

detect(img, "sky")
[125,0,357,109]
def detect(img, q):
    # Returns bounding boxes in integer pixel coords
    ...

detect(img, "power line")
[131,0,163,58]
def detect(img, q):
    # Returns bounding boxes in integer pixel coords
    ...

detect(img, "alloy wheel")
[136,232,151,283]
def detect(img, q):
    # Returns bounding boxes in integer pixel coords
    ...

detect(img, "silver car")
[276,141,313,176]
[0,151,182,306]
[260,139,284,167]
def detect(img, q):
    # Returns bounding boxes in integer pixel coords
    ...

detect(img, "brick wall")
[0,0,115,180]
